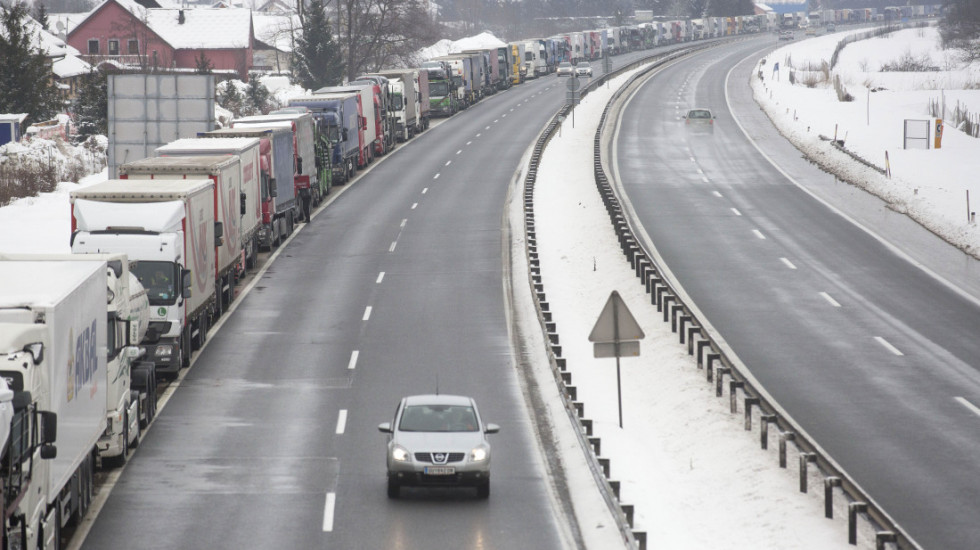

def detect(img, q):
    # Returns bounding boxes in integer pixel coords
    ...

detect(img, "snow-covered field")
[1,25,977,549]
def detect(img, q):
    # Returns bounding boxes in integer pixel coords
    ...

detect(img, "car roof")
[402,394,474,407]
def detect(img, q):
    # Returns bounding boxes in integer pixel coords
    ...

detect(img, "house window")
[87,39,99,54]
[108,39,119,55]
[128,39,139,55]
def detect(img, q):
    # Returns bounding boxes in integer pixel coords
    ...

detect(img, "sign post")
[588,291,645,428]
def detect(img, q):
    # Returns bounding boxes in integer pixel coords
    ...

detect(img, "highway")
[611,38,980,549]
[78,74,584,549]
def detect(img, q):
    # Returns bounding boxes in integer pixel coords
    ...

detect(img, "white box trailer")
[120,154,247,313]
[70,179,218,378]
[0,259,107,548]
[152,137,263,275]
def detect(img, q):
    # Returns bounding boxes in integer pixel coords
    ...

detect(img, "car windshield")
[689,110,711,119]
[559,62,571,68]
[399,404,479,432]
[133,261,178,305]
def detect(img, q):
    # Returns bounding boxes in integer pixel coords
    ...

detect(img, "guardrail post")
[662,295,675,322]
[760,414,777,450]
[849,502,868,544]
[609,480,620,498]
[729,380,744,413]
[621,504,634,528]
[715,366,730,397]
[589,437,601,455]
[706,353,720,381]
[687,326,701,355]
[633,531,647,550]
[696,340,711,366]
[799,452,817,492]
[573,401,584,418]
[677,313,690,341]
[654,283,667,309]
[875,532,897,550]
[824,477,841,518]
[670,304,684,333]
[779,432,795,468]
[598,457,610,477]
[744,397,759,430]
[580,418,592,436]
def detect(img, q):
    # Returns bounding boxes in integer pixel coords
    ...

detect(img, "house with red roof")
[67,0,255,80]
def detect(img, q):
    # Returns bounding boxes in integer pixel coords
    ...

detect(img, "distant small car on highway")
[556,61,573,77]
[684,108,716,133]
[779,30,795,40]
[575,61,593,77]
[379,394,499,499]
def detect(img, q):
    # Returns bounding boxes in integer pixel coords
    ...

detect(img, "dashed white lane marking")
[322,493,336,532]
[422,188,428,194]
[819,292,842,307]
[445,160,451,166]
[347,350,359,370]
[955,397,980,418]
[702,176,709,183]
[363,306,372,321]
[466,141,472,145]
[731,208,742,216]
[433,173,440,179]
[712,191,723,198]
[780,257,797,270]
[336,410,348,434]
[400,219,407,228]
[456,149,462,155]
[485,126,491,130]
[752,229,766,239]
[411,202,418,209]
[389,241,397,252]
[874,336,904,356]
[376,272,384,284]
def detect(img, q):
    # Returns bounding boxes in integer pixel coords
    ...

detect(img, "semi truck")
[315,85,377,168]
[507,42,526,84]
[194,129,297,249]
[0,253,156,469]
[70,179,219,379]
[351,75,397,156]
[0,259,106,549]
[233,111,332,222]
[121,154,247,313]
[373,69,429,141]
[462,49,499,95]
[289,93,362,184]
[431,55,474,107]
[495,46,512,89]
[420,60,458,116]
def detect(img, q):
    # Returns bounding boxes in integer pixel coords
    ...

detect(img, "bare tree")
[337,0,441,79]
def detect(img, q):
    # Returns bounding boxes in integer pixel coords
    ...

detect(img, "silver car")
[556,61,574,77]
[379,394,500,499]
[575,61,593,77]
[684,108,716,133]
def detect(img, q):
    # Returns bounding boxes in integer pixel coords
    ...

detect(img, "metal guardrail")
[521,36,923,550]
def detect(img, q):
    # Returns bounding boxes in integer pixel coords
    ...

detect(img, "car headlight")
[391,444,409,462]
[154,345,173,357]
[470,445,489,462]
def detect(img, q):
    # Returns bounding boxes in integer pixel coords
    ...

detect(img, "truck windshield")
[133,261,178,305]
[430,82,449,96]
[326,124,340,142]
[391,94,403,110]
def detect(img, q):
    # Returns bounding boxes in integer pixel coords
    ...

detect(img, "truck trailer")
[289,93,362,184]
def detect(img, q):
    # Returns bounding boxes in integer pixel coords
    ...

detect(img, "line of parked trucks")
[0,17,785,549]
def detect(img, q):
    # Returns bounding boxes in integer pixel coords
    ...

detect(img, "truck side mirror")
[269,179,278,198]
[342,128,349,141]
[182,268,192,298]
[240,192,247,216]
[39,410,57,445]
[297,157,303,175]
[214,222,224,247]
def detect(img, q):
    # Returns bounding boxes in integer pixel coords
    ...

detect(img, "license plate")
[424,466,455,475]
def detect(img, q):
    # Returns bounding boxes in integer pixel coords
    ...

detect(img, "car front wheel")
[476,482,490,499]
[387,478,400,499]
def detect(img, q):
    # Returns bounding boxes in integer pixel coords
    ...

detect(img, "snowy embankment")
[753,25,980,256]
[525,56,878,547]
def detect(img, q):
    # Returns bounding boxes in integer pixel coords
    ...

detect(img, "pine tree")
[217,81,245,117]
[195,51,213,74]
[293,0,343,91]
[245,73,270,115]
[34,3,49,31]
[73,68,107,140]
[0,3,62,126]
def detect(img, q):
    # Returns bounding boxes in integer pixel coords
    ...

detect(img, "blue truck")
[288,93,362,184]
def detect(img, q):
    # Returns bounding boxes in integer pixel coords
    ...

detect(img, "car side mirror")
[342,128,349,141]
[485,423,500,435]
[378,422,392,433]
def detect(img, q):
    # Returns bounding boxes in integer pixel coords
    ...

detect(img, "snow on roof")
[146,8,252,49]
[252,12,300,52]
[416,32,506,61]
[53,54,92,79]
[157,137,260,153]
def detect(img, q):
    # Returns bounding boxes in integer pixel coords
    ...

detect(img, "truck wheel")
[102,413,128,469]
[213,281,224,319]
[132,368,152,428]
[476,481,490,499]
[303,197,311,222]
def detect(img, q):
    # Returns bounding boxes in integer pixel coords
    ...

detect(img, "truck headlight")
[155,345,173,357]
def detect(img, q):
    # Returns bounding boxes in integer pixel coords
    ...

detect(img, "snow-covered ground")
[1,25,976,549]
